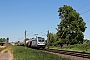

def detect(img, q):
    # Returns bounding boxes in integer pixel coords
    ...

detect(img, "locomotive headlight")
[38,42,40,44]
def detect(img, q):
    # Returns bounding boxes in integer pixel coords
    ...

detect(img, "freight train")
[26,37,46,49]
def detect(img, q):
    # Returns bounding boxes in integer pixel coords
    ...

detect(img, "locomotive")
[26,37,46,49]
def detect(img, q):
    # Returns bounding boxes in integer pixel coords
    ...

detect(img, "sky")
[0,0,90,42]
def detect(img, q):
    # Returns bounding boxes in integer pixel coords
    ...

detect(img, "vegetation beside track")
[11,46,70,60]
[63,44,90,53]
[49,44,90,53]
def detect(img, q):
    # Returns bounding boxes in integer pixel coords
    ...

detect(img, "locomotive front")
[37,37,46,49]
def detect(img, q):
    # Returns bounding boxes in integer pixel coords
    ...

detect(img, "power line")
[78,3,90,10]
[77,3,90,19]
[38,22,58,35]
[26,32,33,36]
[36,3,90,35]
[80,10,90,15]
[78,2,90,22]
[29,3,90,37]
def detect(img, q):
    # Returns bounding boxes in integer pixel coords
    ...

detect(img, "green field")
[49,44,90,53]
[11,46,70,60]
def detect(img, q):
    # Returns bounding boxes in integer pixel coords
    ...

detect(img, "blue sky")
[0,0,90,42]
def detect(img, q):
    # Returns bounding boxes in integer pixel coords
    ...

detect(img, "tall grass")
[62,44,90,53]
[11,46,70,60]
[49,44,90,53]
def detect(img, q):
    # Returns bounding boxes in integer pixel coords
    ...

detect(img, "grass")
[0,46,7,52]
[63,44,90,53]
[49,44,90,53]
[0,48,3,52]
[4,50,8,53]
[11,46,70,60]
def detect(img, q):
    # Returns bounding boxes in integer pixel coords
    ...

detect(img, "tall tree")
[57,5,87,45]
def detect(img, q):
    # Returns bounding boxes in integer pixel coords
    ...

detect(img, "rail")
[43,49,90,59]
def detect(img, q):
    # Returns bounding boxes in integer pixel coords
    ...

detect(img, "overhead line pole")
[47,30,50,49]
[25,30,26,49]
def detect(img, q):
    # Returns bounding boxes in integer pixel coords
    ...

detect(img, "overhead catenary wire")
[39,11,90,36]
[80,10,90,15]
[77,3,90,10]
[39,23,58,36]
[26,32,33,36]
[36,3,90,35]
[77,2,90,22]
[78,3,90,10]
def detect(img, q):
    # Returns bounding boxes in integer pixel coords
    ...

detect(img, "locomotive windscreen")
[38,37,44,42]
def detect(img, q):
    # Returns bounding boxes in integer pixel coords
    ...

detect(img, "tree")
[49,33,54,46]
[47,32,59,46]
[0,38,7,45]
[83,39,90,44]
[57,5,87,45]
[25,38,30,41]
[0,38,6,42]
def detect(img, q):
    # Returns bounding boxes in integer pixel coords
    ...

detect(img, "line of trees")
[0,38,6,42]
[0,38,9,43]
[0,38,9,45]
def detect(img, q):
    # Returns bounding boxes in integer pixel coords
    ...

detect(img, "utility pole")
[47,30,50,49]
[25,30,26,49]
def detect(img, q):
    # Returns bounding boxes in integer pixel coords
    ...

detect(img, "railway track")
[43,49,90,59]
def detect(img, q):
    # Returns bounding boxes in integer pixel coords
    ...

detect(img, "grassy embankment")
[11,46,70,60]
[49,44,90,53]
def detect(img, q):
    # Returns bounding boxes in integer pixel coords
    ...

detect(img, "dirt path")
[0,46,13,60]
